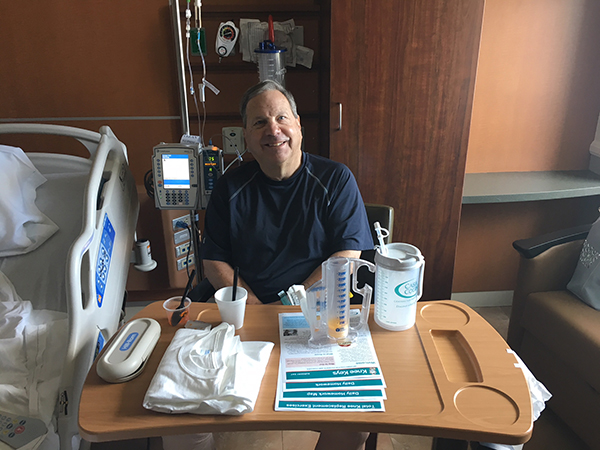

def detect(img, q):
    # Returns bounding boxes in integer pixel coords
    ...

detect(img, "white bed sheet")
[0,149,83,449]
[0,271,67,443]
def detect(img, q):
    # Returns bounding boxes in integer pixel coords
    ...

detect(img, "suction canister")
[374,243,425,331]
[255,44,287,86]
[254,15,287,86]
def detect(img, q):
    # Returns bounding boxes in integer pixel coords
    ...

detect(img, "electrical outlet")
[172,214,192,231]
[174,229,190,245]
[176,253,195,271]
[175,242,191,257]
[222,127,244,154]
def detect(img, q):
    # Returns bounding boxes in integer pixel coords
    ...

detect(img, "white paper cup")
[214,286,248,330]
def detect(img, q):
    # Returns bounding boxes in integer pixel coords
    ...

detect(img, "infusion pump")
[152,143,223,210]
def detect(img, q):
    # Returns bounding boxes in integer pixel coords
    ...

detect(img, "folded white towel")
[143,323,274,415]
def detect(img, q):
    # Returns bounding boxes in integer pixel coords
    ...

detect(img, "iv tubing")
[198,38,207,146]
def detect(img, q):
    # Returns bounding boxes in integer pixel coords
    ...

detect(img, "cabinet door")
[330,0,484,300]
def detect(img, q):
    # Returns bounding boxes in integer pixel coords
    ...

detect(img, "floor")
[90,306,588,450]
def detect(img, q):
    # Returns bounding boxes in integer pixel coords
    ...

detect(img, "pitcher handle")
[350,258,376,329]
[417,258,425,300]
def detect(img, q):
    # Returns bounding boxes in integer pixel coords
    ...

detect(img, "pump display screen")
[162,154,190,189]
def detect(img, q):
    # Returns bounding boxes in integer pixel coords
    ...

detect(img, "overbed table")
[79,301,532,447]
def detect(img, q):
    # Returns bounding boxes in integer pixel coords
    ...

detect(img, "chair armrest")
[508,225,590,350]
[513,224,591,259]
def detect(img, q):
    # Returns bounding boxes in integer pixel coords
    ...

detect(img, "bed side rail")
[66,127,135,350]
[60,127,138,447]
[0,123,101,157]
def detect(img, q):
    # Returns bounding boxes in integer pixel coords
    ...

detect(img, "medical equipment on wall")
[152,142,223,210]
[300,257,375,347]
[170,0,219,141]
[191,27,207,56]
[189,0,206,56]
[255,15,287,86]
[133,238,158,272]
[216,21,239,58]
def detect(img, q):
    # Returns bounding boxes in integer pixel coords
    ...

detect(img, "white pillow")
[567,216,600,310]
[0,145,59,257]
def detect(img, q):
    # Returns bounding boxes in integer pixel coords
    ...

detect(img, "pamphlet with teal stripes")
[275,312,386,412]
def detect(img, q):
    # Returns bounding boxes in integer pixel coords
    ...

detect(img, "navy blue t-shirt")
[202,152,373,303]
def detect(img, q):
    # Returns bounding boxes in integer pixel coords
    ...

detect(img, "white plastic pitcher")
[374,243,425,331]
[300,257,375,347]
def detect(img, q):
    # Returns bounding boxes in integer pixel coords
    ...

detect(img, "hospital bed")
[0,124,139,450]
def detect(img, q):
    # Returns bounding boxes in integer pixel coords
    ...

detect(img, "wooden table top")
[79,301,532,444]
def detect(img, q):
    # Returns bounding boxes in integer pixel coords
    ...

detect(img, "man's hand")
[203,259,261,303]
[204,250,361,306]
[246,293,263,305]
[300,250,362,289]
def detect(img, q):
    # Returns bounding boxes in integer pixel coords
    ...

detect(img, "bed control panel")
[0,411,47,449]
[153,144,200,210]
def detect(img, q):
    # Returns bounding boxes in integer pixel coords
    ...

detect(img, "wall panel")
[454,197,600,293]
[466,0,600,173]
[454,0,600,296]
[0,1,179,119]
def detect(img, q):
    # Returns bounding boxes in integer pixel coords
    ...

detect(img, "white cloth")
[143,323,274,415]
[480,350,552,450]
[0,271,68,425]
[0,145,59,257]
[0,271,68,450]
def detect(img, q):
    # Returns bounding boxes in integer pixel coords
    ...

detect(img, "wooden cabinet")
[327,0,484,300]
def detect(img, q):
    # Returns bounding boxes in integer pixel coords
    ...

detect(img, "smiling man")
[202,80,372,307]
[199,80,373,450]
[240,83,303,181]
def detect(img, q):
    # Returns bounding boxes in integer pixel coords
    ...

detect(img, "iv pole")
[169,0,202,287]
[169,0,190,137]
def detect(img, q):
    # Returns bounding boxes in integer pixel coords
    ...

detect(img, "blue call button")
[119,332,139,351]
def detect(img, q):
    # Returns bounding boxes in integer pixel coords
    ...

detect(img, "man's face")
[243,89,302,174]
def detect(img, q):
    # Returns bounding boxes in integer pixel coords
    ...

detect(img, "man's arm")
[202,259,263,305]
[205,250,360,305]
[300,250,361,290]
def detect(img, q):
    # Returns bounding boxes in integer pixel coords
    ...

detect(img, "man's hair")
[239,80,298,127]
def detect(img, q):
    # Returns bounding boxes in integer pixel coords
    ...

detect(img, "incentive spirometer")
[152,143,223,210]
